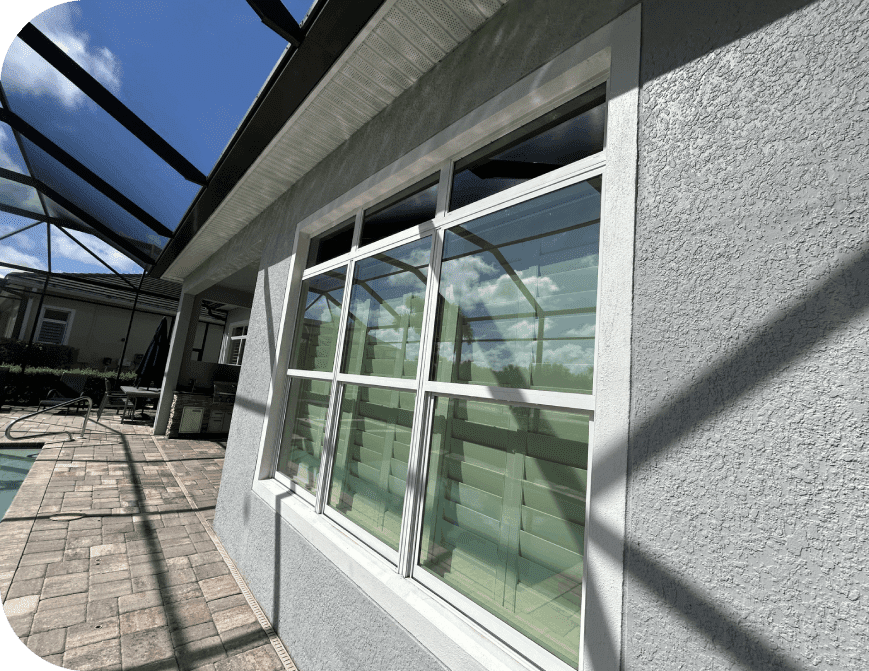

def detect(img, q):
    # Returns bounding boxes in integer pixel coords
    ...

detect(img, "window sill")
[252,477,548,671]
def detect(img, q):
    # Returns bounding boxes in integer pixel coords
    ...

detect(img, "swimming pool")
[0,446,42,520]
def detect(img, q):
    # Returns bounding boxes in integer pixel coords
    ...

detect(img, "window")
[35,306,73,345]
[223,321,248,366]
[256,11,639,670]
[274,96,602,667]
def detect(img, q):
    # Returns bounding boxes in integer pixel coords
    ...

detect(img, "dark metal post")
[116,272,146,380]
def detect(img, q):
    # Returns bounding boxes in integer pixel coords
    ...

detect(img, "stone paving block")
[119,589,163,614]
[87,596,119,622]
[162,542,197,559]
[160,581,203,604]
[45,558,89,577]
[132,574,161,593]
[156,526,189,540]
[4,594,40,617]
[42,652,65,666]
[91,555,130,575]
[169,620,219,648]
[90,568,131,585]
[39,591,88,611]
[29,529,68,542]
[66,616,120,649]
[90,577,133,600]
[188,551,221,568]
[26,627,67,656]
[174,635,228,669]
[192,562,230,582]
[198,575,238,602]
[165,597,213,631]
[63,637,122,671]
[13,564,48,581]
[67,534,103,549]
[18,550,64,566]
[131,559,170,577]
[23,539,67,554]
[205,594,247,615]
[162,568,197,586]
[5,612,33,638]
[5,577,44,600]
[215,643,283,671]
[192,540,216,554]
[219,620,271,656]
[30,602,86,634]
[120,604,168,635]
[41,572,89,598]
[64,547,92,561]
[120,626,175,670]
[211,604,258,636]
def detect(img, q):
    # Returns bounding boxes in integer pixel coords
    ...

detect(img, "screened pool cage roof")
[0,1,320,276]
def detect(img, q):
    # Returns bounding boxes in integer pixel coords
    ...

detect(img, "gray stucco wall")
[626,0,869,669]
[210,0,868,669]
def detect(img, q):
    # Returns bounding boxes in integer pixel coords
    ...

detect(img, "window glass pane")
[341,237,431,380]
[360,176,438,247]
[0,175,44,215]
[276,378,332,494]
[419,396,588,666]
[432,180,601,393]
[450,83,606,212]
[307,218,355,267]
[327,384,416,551]
[20,137,167,261]
[288,267,347,372]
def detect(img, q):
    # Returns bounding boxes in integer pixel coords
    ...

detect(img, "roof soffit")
[163,0,508,281]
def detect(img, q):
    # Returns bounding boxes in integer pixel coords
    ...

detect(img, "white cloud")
[0,127,27,173]
[51,228,142,273]
[0,243,46,276]
[3,3,122,109]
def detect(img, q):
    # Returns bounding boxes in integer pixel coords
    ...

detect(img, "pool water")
[0,447,42,520]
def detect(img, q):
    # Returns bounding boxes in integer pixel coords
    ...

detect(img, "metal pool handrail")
[4,396,94,442]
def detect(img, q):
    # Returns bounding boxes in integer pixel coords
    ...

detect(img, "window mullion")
[314,257,357,514]
[397,225,445,577]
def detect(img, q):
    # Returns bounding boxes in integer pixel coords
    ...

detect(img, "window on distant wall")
[35,307,74,346]
[223,322,249,366]
[269,77,608,671]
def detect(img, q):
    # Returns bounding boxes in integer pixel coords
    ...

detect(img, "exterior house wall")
[207,1,868,670]
[8,294,168,369]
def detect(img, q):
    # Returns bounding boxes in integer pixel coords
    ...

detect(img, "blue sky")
[0,0,315,277]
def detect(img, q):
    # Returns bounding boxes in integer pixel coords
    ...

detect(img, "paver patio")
[0,406,296,671]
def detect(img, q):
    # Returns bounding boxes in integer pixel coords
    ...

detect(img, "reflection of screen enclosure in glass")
[288,267,347,372]
[273,78,608,669]
[341,237,431,380]
[419,396,588,666]
[328,384,416,550]
[276,378,332,494]
[433,179,601,393]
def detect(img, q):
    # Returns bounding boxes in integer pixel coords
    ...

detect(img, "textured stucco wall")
[626,0,869,669]
[210,0,869,669]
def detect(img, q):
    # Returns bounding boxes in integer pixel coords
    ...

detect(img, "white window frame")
[251,7,640,671]
[34,305,75,346]
[220,320,249,366]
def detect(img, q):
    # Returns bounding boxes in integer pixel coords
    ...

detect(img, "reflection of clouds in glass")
[4,4,122,109]
[305,295,339,324]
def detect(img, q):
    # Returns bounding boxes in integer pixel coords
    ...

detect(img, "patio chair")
[96,378,130,421]
[38,372,91,413]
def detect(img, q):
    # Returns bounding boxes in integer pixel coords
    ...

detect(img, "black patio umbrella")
[135,317,170,389]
